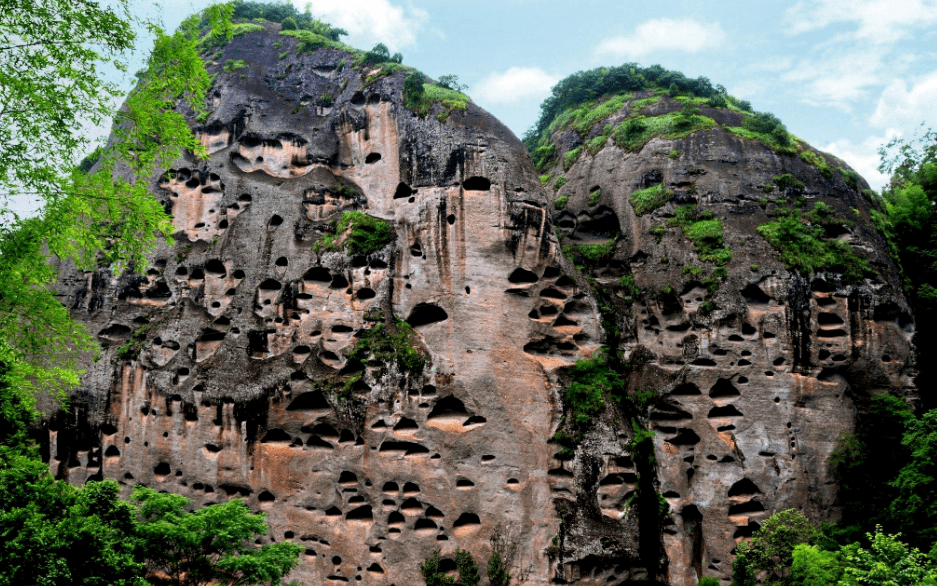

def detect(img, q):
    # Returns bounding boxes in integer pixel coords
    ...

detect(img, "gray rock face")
[49,24,914,586]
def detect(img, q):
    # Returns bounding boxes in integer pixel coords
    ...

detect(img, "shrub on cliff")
[320,211,394,255]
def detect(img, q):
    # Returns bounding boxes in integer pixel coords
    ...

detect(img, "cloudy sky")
[150,0,937,189]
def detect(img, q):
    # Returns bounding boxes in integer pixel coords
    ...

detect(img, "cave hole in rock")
[332,324,354,334]
[811,278,835,293]
[728,500,765,515]
[465,415,487,425]
[330,274,349,289]
[347,505,373,521]
[356,287,376,300]
[508,268,539,284]
[671,383,702,396]
[368,564,384,574]
[650,405,693,421]
[453,513,481,528]
[447,214,455,225]
[742,323,757,335]
[401,498,423,512]
[339,471,358,485]
[426,506,444,518]
[394,183,414,199]
[415,518,438,531]
[394,418,418,431]
[456,478,475,487]
[737,359,752,366]
[154,462,171,475]
[104,445,120,457]
[403,482,420,494]
[100,422,118,435]
[305,435,334,450]
[709,405,744,417]
[259,278,282,291]
[325,506,342,517]
[553,314,578,327]
[741,283,771,304]
[275,257,288,268]
[365,153,381,164]
[734,521,761,539]
[728,478,762,497]
[269,215,283,227]
[379,441,429,455]
[599,474,625,486]
[817,296,836,307]
[462,176,491,191]
[691,358,717,367]
[710,378,741,398]
[539,304,559,317]
[482,454,496,461]
[427,396,469,420]
[259,491,276,502]
[773,357,786,366]
[818,328,848,338]
[407,303,448,327]
[261,428,291,443]
[540,287,567,300]
[528,310,540,319]
[205,259,227,277]
[666,429,701,446]
[175,266,188,276]
[287,390,330,411]
[818,312,845,326]
[303,266,332,282]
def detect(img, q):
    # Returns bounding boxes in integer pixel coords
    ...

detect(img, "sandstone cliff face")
[49,23,914,586]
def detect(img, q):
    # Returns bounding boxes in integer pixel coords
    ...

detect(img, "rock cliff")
[49,22,915,586]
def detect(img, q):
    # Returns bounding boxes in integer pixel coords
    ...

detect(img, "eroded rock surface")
[50,24,914,586]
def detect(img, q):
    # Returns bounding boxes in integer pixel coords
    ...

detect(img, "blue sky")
[151,0,937,189]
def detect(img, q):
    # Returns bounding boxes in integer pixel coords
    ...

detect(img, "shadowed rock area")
[49,22,915,586]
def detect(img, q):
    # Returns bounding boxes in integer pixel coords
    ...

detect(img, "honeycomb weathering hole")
[303,266,332,282]
[407,303,448,327]
[463,176,491,191]
[365,153,382,164]
[508,268,539,284]
[453,512,481,527]
[709,378,741,398]
[394,183,414,199]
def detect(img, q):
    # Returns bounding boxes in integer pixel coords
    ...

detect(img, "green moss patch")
[612,112,717,153]
[554,195,569,210]
[563,349,623,425]
[223,59,247,72]
[406,83,470,120]
[630,184,673,216]
[757,204,871,282]
[279,29,358,54]
[667,205,731,266]
[320,211,393,255]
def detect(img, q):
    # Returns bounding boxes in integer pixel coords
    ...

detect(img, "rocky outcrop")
[49,22,914,586]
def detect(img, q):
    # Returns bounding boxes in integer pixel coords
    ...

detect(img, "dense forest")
[2,1,937,585]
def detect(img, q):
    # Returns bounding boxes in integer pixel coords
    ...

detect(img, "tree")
[790,544,842,586]
[438,74,467,92]
[838,527,937,586]
[455,549,480,586]
[488,525,518,586]
[404,71,426,108]
[732,509,820,586]
[890,410,937,547]
[133,486,302,586]
[420,549,455,586]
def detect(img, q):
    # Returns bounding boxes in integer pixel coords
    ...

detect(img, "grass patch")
[563,349,623,425]
[724,125,800,156]
[532,143,556,171]
[223,59,247,72]
[668,204,731,265]
[800,150,834,179]
[539,173,555,187]
[630,95,660,113]
[563,239,617,267]
[279,29,359,54]
[757,203,871,282]
[564,146,583,171]
[668,148,680,159]
[407,83,470,120]
[588,187,601,206]
[630,184,673,216]
[555,195,569,210]
[612,112,717,153]
[773,173,805,195]
[554,176,566,192]
[319,211,393,255]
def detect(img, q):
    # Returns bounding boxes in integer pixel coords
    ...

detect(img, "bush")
[223,59,247,72]
[554,195,568,210]
[630,184,673,216]
[320,211,393,255]
[732,509,820,586]
[562,349,623,425]
[280,16,297,30]
[420,550,454,586]
[317,92,333,107]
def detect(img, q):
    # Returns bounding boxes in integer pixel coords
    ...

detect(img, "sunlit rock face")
[51,23,914,586]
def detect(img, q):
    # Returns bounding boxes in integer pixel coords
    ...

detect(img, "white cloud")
[298,0,429,51]
[781,50,884,110]
[594,18,726,59]
[472,67,559,106]
[870,71,937,128]
[786,0,937,44]
[743,57,794,74]
[822,131,900,191]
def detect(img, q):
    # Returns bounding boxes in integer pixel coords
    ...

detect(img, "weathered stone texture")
[50,25,914,586]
